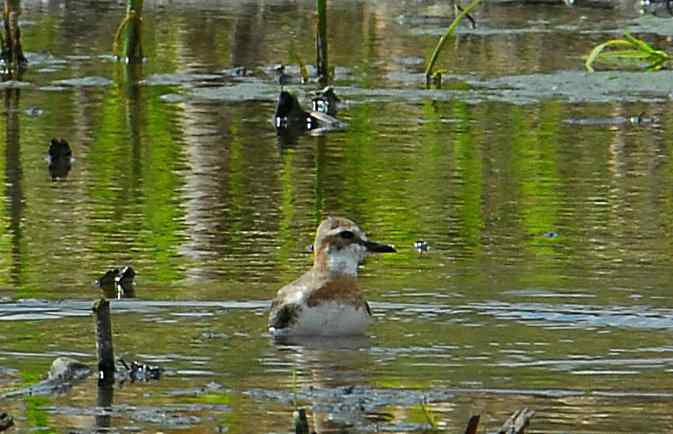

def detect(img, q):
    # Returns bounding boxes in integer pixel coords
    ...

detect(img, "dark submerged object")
[0,412,13,431]
[47,138,72,180]
[311,86,340,116]
[95,266,136,299]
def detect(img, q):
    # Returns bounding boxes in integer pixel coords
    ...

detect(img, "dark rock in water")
[95,266,136,299]
[1,357,91,399]
[311,86,340,116]
[0,412,14,431]
[47,138,72,180]
[48,357,91,383]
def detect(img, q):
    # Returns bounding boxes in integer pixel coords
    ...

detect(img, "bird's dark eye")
[339,230,355,240]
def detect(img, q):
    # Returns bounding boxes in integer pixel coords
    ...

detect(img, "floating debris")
[221,65,254,78]
[118,359,163,383]
[542,231,559,239]
[24,106,44,117]
[498,407,535,434]
[564,113,656,126]
[47,138,72,180]
[414,240,430,255]
[641,0,673,16]
[51,76,113,87]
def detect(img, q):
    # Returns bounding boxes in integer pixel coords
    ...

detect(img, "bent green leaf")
[585,33,671,72]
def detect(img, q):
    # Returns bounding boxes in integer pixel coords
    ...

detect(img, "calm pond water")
[2,0,673,432]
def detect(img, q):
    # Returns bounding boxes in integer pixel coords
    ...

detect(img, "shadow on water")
[3,85,23,290]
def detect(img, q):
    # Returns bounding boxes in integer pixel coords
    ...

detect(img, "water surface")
[1,0,673,432]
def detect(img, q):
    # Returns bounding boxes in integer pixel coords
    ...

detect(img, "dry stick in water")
[497,408,535,434]
[93,298,116,386]
[463,415,480,434]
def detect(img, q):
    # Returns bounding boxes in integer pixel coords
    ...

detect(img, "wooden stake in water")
[93,298,115,386]
[315,0,328,86]
[464,415,480,434]
[1,0,27,70]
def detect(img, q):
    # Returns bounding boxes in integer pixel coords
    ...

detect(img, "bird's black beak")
[361,240,396,253]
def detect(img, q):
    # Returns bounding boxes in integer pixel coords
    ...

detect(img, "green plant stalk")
[585,32,670,72]
[289,41,309,83]
[419,400,438,430]
[316,0,328,83]
[424,0,482,78]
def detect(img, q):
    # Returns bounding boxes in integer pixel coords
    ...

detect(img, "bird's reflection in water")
[271,335,390,433]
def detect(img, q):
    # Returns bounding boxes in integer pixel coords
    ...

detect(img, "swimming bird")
[47,138,72,180]
[311,86,340,116]
[268,217,396,337]
[273,90,345,133]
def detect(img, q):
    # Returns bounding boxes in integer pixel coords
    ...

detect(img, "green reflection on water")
[25,396,54,432]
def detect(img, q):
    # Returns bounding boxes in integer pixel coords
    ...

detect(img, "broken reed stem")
[315,0,328,85]
[424,0,482,80]
[464,415,480,434]
[93,298,115,386]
